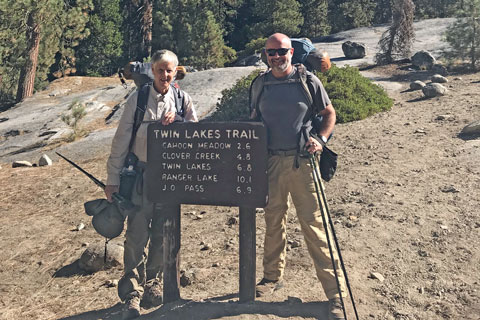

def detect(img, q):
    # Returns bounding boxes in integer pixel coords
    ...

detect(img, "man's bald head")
[266,33,292,49]
[265,33,293,77]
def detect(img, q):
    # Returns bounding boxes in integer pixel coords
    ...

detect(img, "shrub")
[315,65,393,123]
[61,100,87,141]
[208,65,393,123]
[444,1,480,71]
[206,69,262,122]
[237,37,267,60]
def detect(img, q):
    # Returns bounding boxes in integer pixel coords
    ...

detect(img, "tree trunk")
[16,11,41,103]
[141,0,153,59]
[472,18,477,71]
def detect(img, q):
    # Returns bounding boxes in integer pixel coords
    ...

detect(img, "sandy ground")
[0,61,479,320]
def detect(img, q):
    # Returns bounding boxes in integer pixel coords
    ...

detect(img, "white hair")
[151,49,179,67]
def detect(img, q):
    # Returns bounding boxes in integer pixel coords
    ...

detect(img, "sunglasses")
[265,48,292,57]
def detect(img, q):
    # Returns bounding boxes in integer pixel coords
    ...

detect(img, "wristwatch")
[320,135,328,146]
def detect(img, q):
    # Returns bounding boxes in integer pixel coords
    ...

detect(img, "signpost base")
[239,206,256,302]
[161,204,181,303]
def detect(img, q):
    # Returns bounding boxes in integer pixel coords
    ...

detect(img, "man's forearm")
[318,104,336,139]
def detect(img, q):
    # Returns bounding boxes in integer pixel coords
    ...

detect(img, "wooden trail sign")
[146,122,268,207]
[146,121,268,303]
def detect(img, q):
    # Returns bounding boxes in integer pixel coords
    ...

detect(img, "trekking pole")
[308,155,348,320]
[310,154,360,320]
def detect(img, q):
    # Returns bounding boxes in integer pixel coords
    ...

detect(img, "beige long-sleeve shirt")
[106,85,198,185]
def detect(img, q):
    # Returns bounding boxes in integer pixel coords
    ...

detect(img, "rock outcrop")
[422,83,447,98]
[78,242,123,273]
[410,80,426,91]
[342,41,367,59]
[411,50,436,70]
[431,74,448,83]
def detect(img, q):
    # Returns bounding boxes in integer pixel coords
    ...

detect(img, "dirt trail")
[0,64,479,320]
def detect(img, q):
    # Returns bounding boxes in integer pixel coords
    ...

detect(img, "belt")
[268,149,297,156]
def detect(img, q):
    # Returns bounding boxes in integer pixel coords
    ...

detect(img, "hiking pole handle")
[118,70,128,89]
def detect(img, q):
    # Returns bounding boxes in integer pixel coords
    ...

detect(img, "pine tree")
[121,0,145,60]
[16,9,42,103]
[251,0,304,38]
[0,0,63,103]
[141,0,153,59]
[414,0,458,19]
[375,0,415,65]
[0,4,21,102]
[216,0,245,45]
[328,0,376,33]
[374,0,393,24]
[189,10,234,69]
[202,0,242,36]
[53,0,93,78]
[0,0,92,103]
[151,0,177,53]
[229,0,256,50]
[444,0,480,70]
[299,0,331,37]
[152,0,235,69]
[76,0,124,76]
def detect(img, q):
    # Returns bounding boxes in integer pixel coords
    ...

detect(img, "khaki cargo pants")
[117,171,172,301]
[263,154,346,299]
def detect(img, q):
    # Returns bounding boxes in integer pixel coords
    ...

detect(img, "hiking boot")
[122,293,141,320]
[255,278,284,297]
[328,297,345,320]
[141,280,163,308]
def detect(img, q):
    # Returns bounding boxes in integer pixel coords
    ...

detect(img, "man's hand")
[105,185,119,202]
[305,136,323,154]
[162,111,176,125]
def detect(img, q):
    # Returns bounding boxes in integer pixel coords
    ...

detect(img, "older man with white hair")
[106,49,197,319]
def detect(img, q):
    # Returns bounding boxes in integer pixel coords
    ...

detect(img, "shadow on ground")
[458,132,480,141]
[53,260,88,278]
[59,297,329,320]
[59,303,123,320]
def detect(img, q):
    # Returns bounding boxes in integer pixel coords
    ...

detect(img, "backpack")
[119,62,187,88]
[260,38,331,73]
[290,38,316,65]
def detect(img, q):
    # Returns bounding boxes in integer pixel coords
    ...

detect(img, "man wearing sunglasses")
[252,33,346,320]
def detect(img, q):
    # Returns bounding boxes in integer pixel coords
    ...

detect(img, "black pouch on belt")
[301,124,338,182]
[320,146,337,182]
[119,152,139,200]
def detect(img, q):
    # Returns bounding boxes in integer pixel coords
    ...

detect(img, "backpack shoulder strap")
[296,64,314,110]
[171,83,186,117]
[249,70,268,120]
[305,71,320,116]
[296,63,323,122]
[129,83,150,151]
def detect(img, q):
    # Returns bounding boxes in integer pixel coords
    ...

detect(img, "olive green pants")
[117,173,170,301]
[263,155,346,299]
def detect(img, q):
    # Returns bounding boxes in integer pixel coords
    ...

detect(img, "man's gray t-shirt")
[258,67,331,151]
